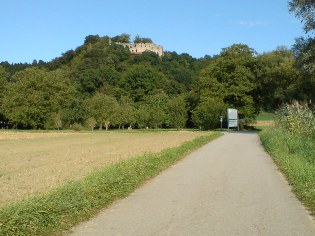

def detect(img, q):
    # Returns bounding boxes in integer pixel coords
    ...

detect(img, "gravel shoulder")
[69,132,315,236]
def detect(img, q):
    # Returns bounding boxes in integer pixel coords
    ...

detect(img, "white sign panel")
[228,120,238,128]
[227,108,238,128]
[227,108,238,120]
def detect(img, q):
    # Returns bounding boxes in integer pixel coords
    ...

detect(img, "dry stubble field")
[0,130,206,207]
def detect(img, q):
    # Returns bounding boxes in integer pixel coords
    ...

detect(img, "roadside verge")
[0,132,222,235]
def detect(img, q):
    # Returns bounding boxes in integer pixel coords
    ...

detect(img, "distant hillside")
[0,34,305,130]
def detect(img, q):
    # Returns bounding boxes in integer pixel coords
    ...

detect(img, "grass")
[259,128,315,216]
[0,132,222,235]
[256,111,276,121]
[0,130,206,206]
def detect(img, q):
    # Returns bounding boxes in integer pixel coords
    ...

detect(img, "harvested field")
[252,120,275,126]
[0,130,206,207]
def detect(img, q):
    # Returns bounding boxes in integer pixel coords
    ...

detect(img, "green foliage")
[111,33,131,43]
[72,123,84,131]
[256,47,300,110]
[166,95,188,129]
[192,97,227,130]
[0,132,222,235]
[276,102,315,137]
[256,112,276,121]
[84,34,101,45]
[122,65,168,102]
[260,102,315,216]
[2,33,312,130]
[136,93,169,129]
[195,44,258,120]
[289,0,315,33]
[260,127,315,216]
[86,117,97,131]
[0,66,9,120]
[133,35,153,43]
[2,68,76,129]
[85,93,119,130]
[292,37,315,102]
[114,96,136,129]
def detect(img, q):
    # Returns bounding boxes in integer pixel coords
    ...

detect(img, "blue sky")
[0,0,306,63]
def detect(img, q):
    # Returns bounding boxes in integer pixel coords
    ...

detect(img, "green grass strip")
[256,111,276,121]
[0,132,222,236]
[259,128,315,216]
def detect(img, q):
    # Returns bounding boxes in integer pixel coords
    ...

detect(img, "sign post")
[227,108,239,131]
[220,116,223,129]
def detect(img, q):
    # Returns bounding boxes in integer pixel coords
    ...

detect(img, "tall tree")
[289,0,315,33]
[85,93,119,130]
[2,68,76,129]
[166,95,188,130]
[289,0,315,103]
[0,66,9,123]
[195,44,258,120]
[113,96,136,129]
[256,47,300,110]
[136,93,169,129]
[122,65,168,102]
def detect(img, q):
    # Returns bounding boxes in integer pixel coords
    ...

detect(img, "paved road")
[69,132,315,236]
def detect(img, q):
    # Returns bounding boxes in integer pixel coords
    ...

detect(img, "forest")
[0,0,314,130]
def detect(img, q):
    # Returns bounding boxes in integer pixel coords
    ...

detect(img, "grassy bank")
[259,128,315,215]
[256,111,276,121]
[0,132,221,235]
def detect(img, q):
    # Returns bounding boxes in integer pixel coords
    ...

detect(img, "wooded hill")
[0,33,313,130]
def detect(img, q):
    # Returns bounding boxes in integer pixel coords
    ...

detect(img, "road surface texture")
[69,132,315,236]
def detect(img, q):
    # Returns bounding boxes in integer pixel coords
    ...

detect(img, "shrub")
[72,123,84,131]
[86,117,97,131]
[276,101,314,137]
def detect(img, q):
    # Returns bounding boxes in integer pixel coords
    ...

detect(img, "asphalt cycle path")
[69,132,315,236]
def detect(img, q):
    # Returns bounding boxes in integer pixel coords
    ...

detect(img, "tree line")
[0,1,314,130]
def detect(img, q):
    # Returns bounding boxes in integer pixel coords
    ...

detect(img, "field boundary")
[0,132,222,235]
[259,128,315,217]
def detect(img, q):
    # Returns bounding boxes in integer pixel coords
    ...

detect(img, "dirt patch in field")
[251,121,275,126]
[0,131,207,207]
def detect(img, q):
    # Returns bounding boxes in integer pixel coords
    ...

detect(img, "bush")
[276,101,314,137]
[192,97,226,130]
[72,123,84,131]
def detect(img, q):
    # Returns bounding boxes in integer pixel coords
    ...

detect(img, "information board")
[227,108,238,129]
[227,108,238,120]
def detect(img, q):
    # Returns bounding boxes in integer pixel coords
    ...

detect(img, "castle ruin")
[115,42,164,57]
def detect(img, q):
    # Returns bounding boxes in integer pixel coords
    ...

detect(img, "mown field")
[0,130,206,207]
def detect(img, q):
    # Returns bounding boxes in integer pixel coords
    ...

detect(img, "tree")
[2,68,76,129]
[85,93,119,130]
[134,35,142,44]
[289,0,315,103]
[133,35,153,43]
[256,47,300,110]
[166,95,188,130]
[192,97,227,130]
[136,93,169,129]
[44,112,63,130]
[289,0,315,33]
[114,96,135,129]
[0,66,9,123]
[292,37,315,103]
[195,44,258,120]
[84,35,100,45]
[122,65,168,102]
[111,33,131,43]
[86,117,97,131]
